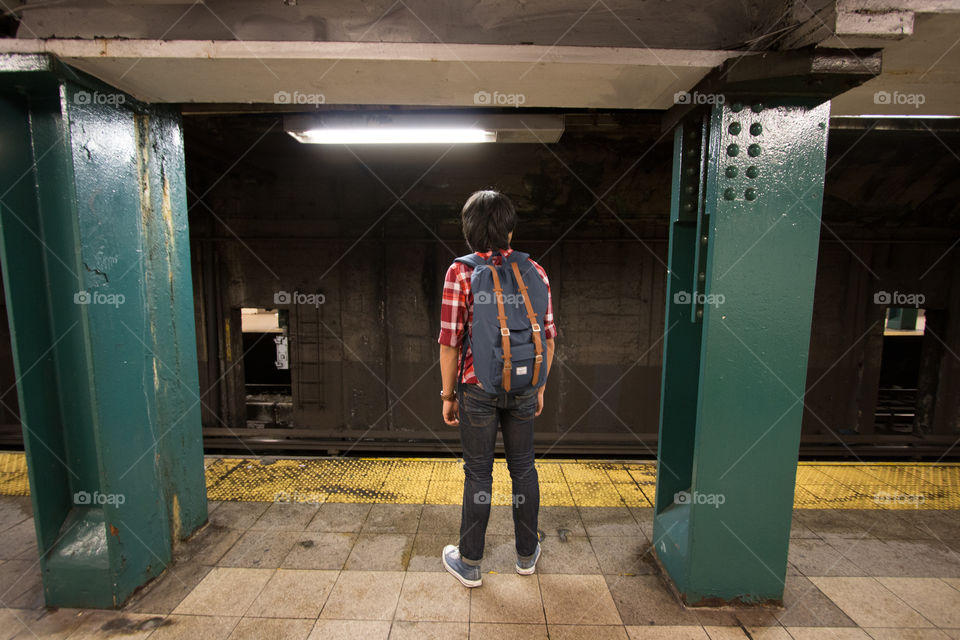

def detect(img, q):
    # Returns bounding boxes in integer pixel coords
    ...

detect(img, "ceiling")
[11,0,785,50]
[0,0,958,115]
[0,38,737,110]
[832,12,960,116]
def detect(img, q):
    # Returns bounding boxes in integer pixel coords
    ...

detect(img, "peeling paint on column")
[171,493,181,540]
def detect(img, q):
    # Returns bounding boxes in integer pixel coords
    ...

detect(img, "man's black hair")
[460,190,517,252]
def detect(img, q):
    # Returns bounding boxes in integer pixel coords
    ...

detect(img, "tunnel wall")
[6,112,939,454]
[189,236,960,449]
[179,115,960,453]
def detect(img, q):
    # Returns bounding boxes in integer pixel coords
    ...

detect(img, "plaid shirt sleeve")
[529,259,558,339]
[438,262,468,347]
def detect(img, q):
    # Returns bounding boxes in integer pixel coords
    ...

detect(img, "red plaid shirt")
[438,248,557,385]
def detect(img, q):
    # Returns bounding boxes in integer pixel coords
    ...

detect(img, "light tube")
[294,127,497,144]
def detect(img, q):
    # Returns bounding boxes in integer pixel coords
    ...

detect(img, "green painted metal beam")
[654,96,831,605]
[0,55,206,608]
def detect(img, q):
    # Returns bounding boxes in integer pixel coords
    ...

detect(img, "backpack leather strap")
[487,267,512,392]
[510,261,544,386]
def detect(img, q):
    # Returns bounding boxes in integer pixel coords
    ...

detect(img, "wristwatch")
[440,389,457,401]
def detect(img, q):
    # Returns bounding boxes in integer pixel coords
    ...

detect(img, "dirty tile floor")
[2,495,960,639]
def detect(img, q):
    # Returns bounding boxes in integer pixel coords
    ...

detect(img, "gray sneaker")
[516,542,541,575]
[442,544,482,587]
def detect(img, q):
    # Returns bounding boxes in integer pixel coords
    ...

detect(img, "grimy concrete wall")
[181,114,960,453]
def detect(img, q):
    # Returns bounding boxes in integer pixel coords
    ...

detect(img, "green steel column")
[654,97,830,604]
[0,55,206,608]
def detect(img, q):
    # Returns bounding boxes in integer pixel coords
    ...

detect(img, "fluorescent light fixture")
[285,113,564,145]
[294,127,496,144]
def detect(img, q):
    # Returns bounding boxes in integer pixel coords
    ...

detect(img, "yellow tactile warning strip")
[0,451,28,497]
[1,452,958,509]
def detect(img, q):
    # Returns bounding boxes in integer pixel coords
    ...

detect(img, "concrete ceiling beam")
[0,39,739,108]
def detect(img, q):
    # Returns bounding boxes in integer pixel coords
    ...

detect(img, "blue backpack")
[456,250,549,395]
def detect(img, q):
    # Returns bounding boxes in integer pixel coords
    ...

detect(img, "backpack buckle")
[531,323,541,333]
[535,354,543,363]
[500,328,510,337]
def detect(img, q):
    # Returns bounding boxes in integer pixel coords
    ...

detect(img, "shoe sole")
[442,554,482,588]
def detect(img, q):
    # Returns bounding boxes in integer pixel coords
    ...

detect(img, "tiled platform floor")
[2,496,960,639]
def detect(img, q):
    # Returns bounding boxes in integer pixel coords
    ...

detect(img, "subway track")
[0,423,957,458]
[199,426,960,459]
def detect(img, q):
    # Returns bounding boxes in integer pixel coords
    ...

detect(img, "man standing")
[437,190,557,587]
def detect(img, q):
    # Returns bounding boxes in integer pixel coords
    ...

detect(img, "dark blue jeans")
[458,383,540,565]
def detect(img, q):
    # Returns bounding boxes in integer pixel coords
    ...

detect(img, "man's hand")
[443,399,460,426]
[536,387,546,417]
